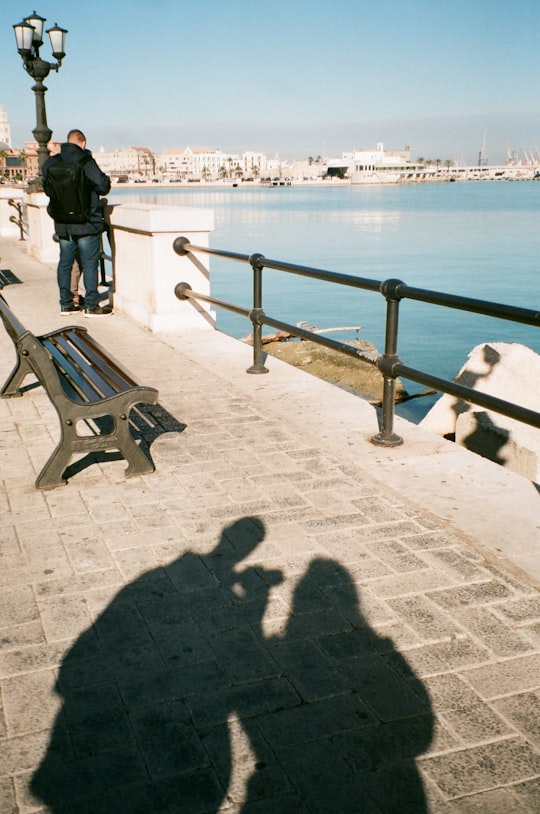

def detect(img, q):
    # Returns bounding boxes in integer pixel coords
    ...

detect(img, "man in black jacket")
[43,129,112,317]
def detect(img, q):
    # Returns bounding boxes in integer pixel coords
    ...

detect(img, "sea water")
[109,181,540,421]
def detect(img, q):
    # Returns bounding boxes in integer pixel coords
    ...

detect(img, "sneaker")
[84,304,113,317]
[60,302,82,313]
[73,294,85,309]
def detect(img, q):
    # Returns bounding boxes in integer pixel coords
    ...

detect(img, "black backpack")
[44,155,93,224]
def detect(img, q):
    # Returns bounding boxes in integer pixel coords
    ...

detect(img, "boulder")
[420,342,540,483]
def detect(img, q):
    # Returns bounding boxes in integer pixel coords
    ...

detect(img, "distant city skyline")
[3,0,539,165]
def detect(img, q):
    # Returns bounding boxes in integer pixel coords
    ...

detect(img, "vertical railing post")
[247,253,269,374]
[371,279,404,447]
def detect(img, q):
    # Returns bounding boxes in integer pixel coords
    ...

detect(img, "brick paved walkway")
[0,237,539,812]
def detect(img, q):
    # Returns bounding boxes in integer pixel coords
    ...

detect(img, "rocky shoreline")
[245,334,409,403]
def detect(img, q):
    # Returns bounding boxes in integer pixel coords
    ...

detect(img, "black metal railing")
[173,236,540,447]
[8,199,27,240]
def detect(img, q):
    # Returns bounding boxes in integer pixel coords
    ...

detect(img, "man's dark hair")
[67,129,86,145]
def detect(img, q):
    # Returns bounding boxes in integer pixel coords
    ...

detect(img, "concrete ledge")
[110,203,215,234]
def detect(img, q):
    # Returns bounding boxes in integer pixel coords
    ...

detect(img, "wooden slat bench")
[0,291,159,489]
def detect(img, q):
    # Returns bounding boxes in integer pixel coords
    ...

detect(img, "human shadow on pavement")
[238,557,434,813]
[30,521,434,813]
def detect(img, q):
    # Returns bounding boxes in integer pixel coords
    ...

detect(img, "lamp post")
[13,11,67,187]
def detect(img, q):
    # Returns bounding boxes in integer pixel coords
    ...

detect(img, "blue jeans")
[57,234,101,310]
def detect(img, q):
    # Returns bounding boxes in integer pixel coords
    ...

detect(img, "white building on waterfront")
[241,151,268,178]
[342,143,421,184]
[159,147,222,180]
[159,146,270,181]
[0,106,12,148]
[95,146,155,178]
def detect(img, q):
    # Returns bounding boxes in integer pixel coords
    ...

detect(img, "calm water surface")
[110,182,540,421]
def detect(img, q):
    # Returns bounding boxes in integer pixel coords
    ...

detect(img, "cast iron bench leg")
[1,353,34,397]
[35,407,155,489]
[35,431,74,489]
[117,417,155,477]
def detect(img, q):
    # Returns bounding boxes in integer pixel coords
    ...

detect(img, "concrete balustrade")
[24,190,58,263]
[108,203,216,333]
[1,191,216,334]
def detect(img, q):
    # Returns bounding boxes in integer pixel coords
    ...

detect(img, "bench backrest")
[1,291,158,410]
[40,328,139,402]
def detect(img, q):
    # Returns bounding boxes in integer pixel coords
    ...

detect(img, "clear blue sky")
[3,0,540,164]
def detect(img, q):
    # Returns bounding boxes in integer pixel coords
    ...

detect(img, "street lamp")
[13,11,68,186]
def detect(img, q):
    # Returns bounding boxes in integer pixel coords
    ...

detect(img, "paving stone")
[130,701,209,779]
[186,677,300,728]
[362,757,436,813]
[427,580,513,609]
[421,549,491,582]
[352,495,412,523]
[494,596,540,623]
[118,659,226,709]
[5,485,48,512]
[255,693,375,747]
[0,585,39,627]
[442,786,533,813]
[386,637,492,677]
[0,777,16,814]
[460,653,540,698]
[64,539,117,573]
[44,491,89,518]
[451,606,535,657]
[401,530,466,550]
[493,690,540,747]
[421,738,540,799]
[0,642,68,679]
[483,563,539,595]
[2,669,61,737]
[208,627,282,684]
[28,744,148,809]
[37,593,94,643]
[386,595,462,642]
[0,729,64,776]
[33,567,122,599]
[0,523,19,549]
[0,620,45,652]
[275,737,383,813]
[510,776,540,811]
[438,701,513,743]
[87,770,225,814]
[269,638,350,702]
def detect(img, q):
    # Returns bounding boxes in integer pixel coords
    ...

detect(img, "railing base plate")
[370,432,404,447]
[246,365,269,375]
